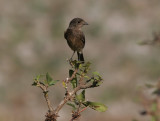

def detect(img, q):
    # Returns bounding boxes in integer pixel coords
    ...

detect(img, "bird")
[64,18,88,63]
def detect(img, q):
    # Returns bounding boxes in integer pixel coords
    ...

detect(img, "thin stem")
[38,83,53,112]
[44,91,53,112]
[68,69,78,82]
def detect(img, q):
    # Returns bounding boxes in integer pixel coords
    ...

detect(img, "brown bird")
[64,18,88,63]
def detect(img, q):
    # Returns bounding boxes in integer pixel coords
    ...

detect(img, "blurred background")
[1,0,160,121]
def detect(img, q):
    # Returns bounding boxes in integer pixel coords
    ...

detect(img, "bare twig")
[37,82,53,112]
[79,107,87,113]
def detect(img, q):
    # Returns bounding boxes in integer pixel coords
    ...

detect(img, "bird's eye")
[78,21,80,23]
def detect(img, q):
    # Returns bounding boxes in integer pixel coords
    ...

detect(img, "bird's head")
[69,18,88,29]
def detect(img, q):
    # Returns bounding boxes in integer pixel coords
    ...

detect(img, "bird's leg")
[69,51,75,62]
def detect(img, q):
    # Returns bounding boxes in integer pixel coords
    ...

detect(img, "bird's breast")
[65,29,84,51]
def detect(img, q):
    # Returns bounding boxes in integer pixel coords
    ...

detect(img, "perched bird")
[64,18,88,63]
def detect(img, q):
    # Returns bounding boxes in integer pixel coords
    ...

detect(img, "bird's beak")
[83,21,89,25]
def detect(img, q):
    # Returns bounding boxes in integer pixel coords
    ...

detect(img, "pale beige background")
[0,0,160,121]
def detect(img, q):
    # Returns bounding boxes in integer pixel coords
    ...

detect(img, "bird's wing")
[78,32,85,45]
[64,29,73,40]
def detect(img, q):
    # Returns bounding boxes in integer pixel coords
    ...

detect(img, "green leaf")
[84,75,89,79]
[76,90,85,102]
[86,77,94,83]
[69,69,77,88]
[90,79,102,87]
[34,74,45,81]
[67,103,76,110]
[71,77,77,88]
[84,62,91,68]
[145,83,155,88]
[36,75,41,80]
[46,72,53,83]
[71,60,80,69]
[95,80,103,86]
[32,82,38,86]
[151,116,157,121]
[75,62,81,69]
[43,80,48,85]
[151,103,157,112]
[83,101,107,112]
[69,69,74,77]
[89,72,103,87]
[48,80,59,86]
[93,71,100,76]
[83,62,91,73]
[138,40,149,45]
[45,73,59,86]
[78,63,83,69]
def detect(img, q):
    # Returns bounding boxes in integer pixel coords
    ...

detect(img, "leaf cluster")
[66,61,107,113]
[32,72,59,87]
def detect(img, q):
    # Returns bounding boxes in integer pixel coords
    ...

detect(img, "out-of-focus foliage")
[136,81,160,121]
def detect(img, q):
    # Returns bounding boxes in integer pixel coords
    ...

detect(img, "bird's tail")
[77,52,84,63]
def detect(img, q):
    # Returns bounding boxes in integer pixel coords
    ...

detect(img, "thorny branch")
[34,61,103,121]
[139,81,160,121]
